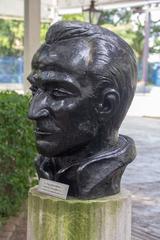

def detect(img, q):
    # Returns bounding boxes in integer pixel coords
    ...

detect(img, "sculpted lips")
[35,128,53,136]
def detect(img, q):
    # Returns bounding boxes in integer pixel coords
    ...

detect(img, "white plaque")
[38,178,69,200]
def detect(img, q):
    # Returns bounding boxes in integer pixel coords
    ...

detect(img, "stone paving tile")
[127,182,160,240]
[121,116,160,240]
[0,209,27,240]
[121,116,160,185]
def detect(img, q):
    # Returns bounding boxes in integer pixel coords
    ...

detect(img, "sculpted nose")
[28,108,49,120]
[28,94,50,120]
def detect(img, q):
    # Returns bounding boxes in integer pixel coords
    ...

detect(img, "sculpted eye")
[51,89,74,98]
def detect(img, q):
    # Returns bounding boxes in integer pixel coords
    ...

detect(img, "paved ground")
[121,116,160,240]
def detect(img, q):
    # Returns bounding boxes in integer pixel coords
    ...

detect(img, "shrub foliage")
[0,91,36,224]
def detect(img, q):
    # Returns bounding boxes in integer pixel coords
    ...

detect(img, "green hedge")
[0,91,36,226]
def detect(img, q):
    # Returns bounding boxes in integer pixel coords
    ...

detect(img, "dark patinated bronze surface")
[28,21,137,199]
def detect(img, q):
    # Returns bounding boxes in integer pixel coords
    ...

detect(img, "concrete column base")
[27,186,131,240]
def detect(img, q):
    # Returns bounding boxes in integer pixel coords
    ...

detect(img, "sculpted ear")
[99,89,120,118]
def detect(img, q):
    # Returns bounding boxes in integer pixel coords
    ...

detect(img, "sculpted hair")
[46,21,137,130]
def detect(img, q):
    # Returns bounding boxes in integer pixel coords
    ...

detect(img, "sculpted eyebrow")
[44,80,79,91]
[42,80,81,96]
[27,73,37,84]
[28,71,81,95]
[40,71,79,88]
[37,62,67,73]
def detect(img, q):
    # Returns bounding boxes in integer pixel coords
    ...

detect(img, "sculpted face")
[28,39,100,157]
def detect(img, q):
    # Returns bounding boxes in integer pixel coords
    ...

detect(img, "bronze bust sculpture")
[28,21,137,199]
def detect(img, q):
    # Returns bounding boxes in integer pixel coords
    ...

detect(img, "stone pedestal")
[27,186,131,240]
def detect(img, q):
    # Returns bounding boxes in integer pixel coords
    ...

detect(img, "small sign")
[38,178,69,200]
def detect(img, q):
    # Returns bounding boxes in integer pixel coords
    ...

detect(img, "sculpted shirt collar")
[44,134,136,199]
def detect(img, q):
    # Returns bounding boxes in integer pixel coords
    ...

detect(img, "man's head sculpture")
[28,21,137,199]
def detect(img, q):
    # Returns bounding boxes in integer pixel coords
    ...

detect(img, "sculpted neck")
[54,128,119,170]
